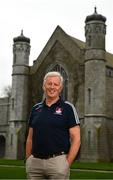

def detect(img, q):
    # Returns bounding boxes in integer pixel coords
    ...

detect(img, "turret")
[6,31,30,159]
[85,7,106,50]
[13,30,30,65]
[84,7,106,115]
[81,8,109,162]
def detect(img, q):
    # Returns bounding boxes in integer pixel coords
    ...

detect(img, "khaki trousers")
[26,154,70,179]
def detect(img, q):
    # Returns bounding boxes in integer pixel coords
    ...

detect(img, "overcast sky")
[0,0,113,96]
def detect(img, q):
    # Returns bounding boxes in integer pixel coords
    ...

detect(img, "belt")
[33,151,66,159]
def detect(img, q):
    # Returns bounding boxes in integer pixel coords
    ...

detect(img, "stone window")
[13,53,16,64]
[88,88,91,104]
[11,98,14,110]
[88,130,91,146]
[106,68,113,77]
[10,134,13,146]
[88,35,91,47]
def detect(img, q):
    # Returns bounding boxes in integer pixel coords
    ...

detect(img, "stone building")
[0,8,113,162]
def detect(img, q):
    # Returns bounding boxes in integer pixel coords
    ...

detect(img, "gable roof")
[30,25,113,73]
[106,52,113,68]
[68,35,85,49]
[30,25,85,73]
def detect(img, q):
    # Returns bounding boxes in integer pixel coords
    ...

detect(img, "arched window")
[51,64,68,101]
[88,130,91,146]
[88,35,91,46]
[88,88,91,104]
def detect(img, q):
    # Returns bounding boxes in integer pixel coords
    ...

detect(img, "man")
[26,71,81,179]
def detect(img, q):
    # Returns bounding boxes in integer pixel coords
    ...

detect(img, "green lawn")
[0,166,26,179]
[0,159,113,179]
[71,162,113,171]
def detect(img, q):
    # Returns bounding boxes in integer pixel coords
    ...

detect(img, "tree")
[2,85,12,98]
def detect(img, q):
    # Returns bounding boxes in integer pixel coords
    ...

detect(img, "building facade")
[0,9,113,162]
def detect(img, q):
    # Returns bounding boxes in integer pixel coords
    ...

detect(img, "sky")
[0,0,113,96]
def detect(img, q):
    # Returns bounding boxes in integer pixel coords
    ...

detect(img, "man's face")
[43,76,62,99]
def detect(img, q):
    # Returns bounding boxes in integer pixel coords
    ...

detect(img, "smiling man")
[26,71,81,179]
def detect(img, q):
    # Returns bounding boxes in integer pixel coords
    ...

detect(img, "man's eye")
[47,83,52,86]
[54,84,59,86]
[47,83,59,86]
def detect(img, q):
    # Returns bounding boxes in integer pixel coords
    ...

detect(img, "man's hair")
[43,71,63,86]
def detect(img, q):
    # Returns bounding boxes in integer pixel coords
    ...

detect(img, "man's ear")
[60,85,63,92]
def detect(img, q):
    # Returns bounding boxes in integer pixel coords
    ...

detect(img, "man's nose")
[50,83,55,88]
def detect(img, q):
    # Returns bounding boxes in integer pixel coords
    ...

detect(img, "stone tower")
[7,31,30,159]
[81,8,109,161]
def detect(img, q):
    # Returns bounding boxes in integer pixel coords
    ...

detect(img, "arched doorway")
[0,135,6,157]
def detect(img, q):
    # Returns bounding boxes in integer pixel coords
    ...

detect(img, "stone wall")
[0,97,10,126]
[0,97,10,158]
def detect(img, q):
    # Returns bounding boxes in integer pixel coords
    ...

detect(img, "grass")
[0,159,113,179]
[0,159,26,179]
[71,162,113,171]
[0,159,24,166]
[0,166,26,179]
[70,170,113,179]
[70,162,113,179]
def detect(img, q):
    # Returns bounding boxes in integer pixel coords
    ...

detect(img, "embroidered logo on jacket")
[54,107,63,115]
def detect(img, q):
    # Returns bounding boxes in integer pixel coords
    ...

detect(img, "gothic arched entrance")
[0,135,6,157]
